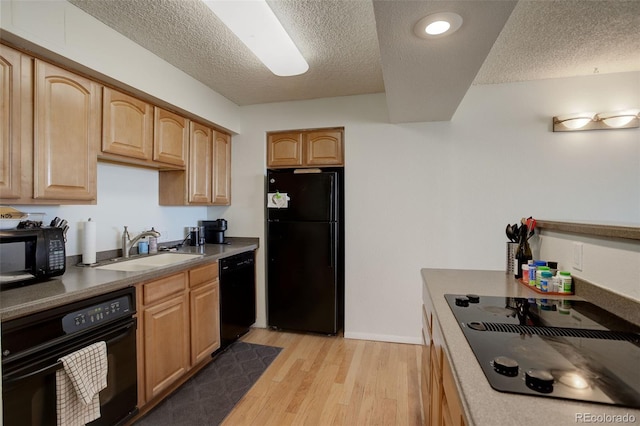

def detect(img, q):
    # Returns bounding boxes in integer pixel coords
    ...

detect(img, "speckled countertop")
[1,238,259,322]
[421,268,640,426]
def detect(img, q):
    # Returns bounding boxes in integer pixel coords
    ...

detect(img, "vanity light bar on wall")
[203,0,309,77]
[553,109,640,132]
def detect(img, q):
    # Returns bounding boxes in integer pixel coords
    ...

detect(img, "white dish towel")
[56,341,108,426]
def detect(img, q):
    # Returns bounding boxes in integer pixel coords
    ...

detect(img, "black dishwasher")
[219,251,256,350]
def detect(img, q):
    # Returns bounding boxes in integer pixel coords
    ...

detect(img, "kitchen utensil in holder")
[506,242,517,274]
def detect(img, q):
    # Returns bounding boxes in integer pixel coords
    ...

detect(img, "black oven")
[2,287,138,425]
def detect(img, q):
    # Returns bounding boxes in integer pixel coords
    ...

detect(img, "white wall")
[19,163,209,255]
[228,72,639,344]
[537,230,640,301]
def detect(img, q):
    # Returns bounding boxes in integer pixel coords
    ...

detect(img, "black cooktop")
[445,294,640,408]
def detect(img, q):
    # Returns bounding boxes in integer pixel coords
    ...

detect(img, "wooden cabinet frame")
[267,128,343,168]
[422,283,466,426]
[136,261,220,412]
[102,87,154,162]
[159,123,231,206]
[33,60,100,202]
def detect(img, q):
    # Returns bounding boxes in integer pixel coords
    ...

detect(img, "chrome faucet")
[122,226,161,258]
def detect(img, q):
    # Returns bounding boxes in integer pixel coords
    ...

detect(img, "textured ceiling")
[68,0,640,123]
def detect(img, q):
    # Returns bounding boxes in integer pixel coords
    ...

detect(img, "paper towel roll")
[82,219,97,265]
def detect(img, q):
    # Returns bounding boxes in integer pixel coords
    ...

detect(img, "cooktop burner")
[445,294,640,408]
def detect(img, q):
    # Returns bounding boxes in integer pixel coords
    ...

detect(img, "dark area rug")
[134,341,282,426]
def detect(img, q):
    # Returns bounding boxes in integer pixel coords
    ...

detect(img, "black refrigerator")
[266,168,344,335]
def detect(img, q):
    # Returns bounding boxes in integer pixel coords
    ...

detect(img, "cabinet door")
[0,45,22,199]
[190,280,220,365]
[267,132,302,167]
[154,107,188,168]
[144,293,190,400]
[188,122,212,204]
[212,131,231,205]
[33,60,99,201]
[430,346,443,426]
[304,130,343,166]
[102,87,153,161]
[442,355,466,426]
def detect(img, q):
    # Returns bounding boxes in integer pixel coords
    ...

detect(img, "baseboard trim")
[344,331,422,345]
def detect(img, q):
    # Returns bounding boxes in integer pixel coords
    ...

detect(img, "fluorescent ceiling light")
[204,0,309,77]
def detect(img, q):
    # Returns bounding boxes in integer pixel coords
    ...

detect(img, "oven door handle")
[3,320,135,385]
[4,360,63,385]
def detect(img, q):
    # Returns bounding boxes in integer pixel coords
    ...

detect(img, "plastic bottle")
[558,271,573,294]
[522,264,530,284]
[539,271,553,293]
[530,261,546,287]
[536,266,551,289]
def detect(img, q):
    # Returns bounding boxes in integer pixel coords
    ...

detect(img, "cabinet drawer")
[143,272,187,305]
[189,262,218,287]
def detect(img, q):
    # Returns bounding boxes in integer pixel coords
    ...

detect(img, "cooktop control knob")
[526,369,554,393]
[466,294,480,303]
[492,356,519,377]
[455,296,469,307]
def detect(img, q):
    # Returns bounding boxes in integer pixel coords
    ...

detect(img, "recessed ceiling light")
[414,12,463,39]
[426,21,451,36]
[203,0,309,77]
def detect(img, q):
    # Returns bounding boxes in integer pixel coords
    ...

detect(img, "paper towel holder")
[81,217,98,266]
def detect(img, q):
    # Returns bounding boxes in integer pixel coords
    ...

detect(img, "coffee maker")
[200,219,227,244]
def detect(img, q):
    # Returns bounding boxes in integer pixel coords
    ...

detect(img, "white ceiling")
[68,0,640,123]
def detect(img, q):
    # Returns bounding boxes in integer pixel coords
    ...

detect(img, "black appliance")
[0,227,66,287]
[445,294,640,408]
[2,287,138,425]
[218,251,256,350]
[266,169,344,335]
[201,219,228,244]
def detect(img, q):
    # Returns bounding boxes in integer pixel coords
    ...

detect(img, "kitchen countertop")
[1,237,259,322]
[421,268,640,426]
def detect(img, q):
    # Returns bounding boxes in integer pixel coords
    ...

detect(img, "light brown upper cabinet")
[0,45,25,200]
[33,60,100,202]
[153,107,188,168]
[305,130,343,166]
[213,132,231,205]
[159,122,232,206]
[188,121,213,204]
[267,128,343,168]
[267,132,303,167]
[102,87,153,163]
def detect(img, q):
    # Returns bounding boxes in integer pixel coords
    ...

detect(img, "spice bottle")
[558,271,573,294]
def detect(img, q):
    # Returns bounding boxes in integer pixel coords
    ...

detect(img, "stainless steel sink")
[95,253,203,272]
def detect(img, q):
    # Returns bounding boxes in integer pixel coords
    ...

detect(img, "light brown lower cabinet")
[422,285,466,426]
[189,262,221,365]
[143,290,190,400]
[137,261,220,410]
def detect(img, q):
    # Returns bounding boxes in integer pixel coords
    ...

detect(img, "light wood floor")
[222,328,424,426]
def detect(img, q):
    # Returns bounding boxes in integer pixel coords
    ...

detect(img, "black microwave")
[0,228,66,287]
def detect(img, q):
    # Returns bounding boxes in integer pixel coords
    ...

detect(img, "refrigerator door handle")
[330,226,335,268]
